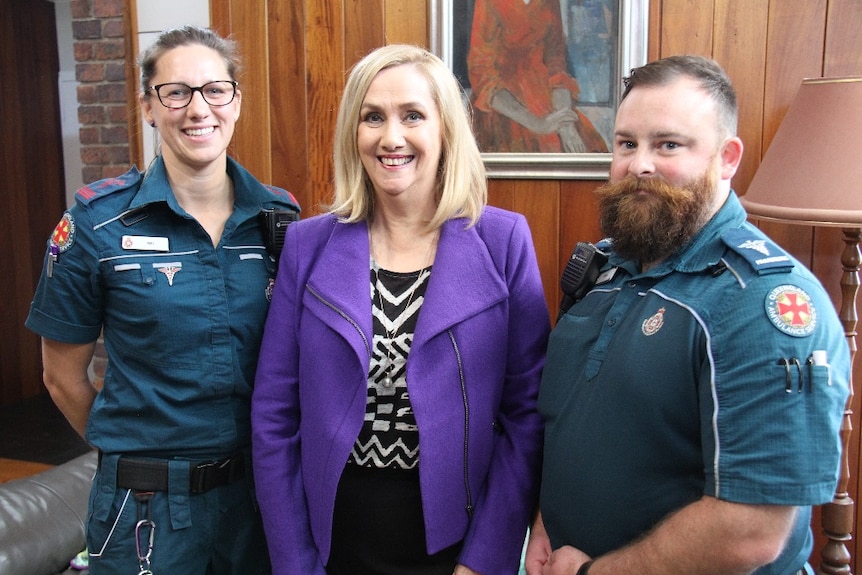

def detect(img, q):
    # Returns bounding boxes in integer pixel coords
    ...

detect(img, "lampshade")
[740,76,862,227]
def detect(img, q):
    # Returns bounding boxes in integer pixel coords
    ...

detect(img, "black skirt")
[326,463,463,575]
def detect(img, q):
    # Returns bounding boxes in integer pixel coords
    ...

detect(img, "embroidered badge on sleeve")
[765,285,817,337]
[50,212,76,253]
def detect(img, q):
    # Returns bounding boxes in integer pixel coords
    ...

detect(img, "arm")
[489,89,580,135]
[40,338,98,438]
[544,497,796,575]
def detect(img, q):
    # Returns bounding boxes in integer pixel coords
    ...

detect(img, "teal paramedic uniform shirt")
[26,156,299,458]
[539,192,849,574]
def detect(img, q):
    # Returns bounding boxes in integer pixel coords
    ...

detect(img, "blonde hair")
[329,44,486,229]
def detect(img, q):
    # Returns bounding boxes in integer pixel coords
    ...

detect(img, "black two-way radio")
[557,242,608,321]
[259,207,299,260]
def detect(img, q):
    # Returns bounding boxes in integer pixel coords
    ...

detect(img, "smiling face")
[357,64,443,208]
[608,76,741,210]
[598,76,742,265]
[140,44,242,172]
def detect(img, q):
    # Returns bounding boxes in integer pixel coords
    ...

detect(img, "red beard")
[594,171,716,266]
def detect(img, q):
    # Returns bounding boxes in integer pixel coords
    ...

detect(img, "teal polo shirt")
[539,193,849,574]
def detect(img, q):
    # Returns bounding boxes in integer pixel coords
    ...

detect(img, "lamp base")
[817,227,860,575]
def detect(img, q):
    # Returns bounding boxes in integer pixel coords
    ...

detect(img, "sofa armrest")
[0,451,97,575]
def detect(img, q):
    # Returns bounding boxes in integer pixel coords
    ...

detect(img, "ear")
[233,88,242,121]
[719,136,743,181]
[140,93,155,129]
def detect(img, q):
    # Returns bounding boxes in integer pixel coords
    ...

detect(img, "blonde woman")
[253,44,549,575]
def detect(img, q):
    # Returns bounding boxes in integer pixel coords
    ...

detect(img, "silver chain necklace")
[375,271,423,388]
[370,228,438,388]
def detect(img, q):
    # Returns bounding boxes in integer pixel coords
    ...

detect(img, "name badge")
[122,235,169,252]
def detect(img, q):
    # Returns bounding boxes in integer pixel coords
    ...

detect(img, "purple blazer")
[252,207,549,575]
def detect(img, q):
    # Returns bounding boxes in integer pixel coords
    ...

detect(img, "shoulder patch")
[50,212,76,253]
[75,167,142,205]
[765,284,817,337]
[722,228,794,274]
[264,185,301,212]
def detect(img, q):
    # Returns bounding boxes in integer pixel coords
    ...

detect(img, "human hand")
[524,515,555,575]
[558,123,587,153]
[530,108,581,135]
[541,545,591,575]
[524,529,552,575]
[453,564,481,575]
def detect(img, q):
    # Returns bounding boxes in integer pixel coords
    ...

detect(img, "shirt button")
[628,282,637,288]
[608,318,616,326]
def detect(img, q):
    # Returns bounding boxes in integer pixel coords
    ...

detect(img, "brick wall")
[71,0,130,183]
[70,0,129,387]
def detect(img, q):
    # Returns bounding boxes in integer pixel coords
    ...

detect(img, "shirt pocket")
[104,253,202,356]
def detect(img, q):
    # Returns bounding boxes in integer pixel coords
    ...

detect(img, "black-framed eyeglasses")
[146,81,238,109]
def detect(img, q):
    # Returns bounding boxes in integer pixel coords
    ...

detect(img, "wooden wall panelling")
[346,0,385,67]
[306,0,345,213]
[487,179,516,213]
[647,0,663,60]
[516,181,560,322]
[559,179,603,257]
[712,0,768,197]
[212,0,273,184]
[267,0,312,212]
[487,179,558,322]
[824,0,862,76]
[209,0,230,40]
[658,0,715,58]
[384,0,428,46]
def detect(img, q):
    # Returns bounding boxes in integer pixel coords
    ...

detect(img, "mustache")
[595,176,689,203]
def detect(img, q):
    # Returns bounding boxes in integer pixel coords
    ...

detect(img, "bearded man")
[525,55,850,575]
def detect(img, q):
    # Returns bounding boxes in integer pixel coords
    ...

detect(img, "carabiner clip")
[135,518,155,573]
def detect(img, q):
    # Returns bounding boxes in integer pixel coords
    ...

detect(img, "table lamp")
[740,76,862,574]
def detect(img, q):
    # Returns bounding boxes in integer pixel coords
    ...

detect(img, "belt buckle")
[190,459,217,494]
[190,455,241,494]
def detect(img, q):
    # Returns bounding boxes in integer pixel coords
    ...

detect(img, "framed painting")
[430,0,649,179]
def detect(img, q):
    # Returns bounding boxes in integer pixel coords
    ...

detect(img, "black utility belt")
[116,454,245,494]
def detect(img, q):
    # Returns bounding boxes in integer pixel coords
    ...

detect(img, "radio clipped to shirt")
[259,207,299,261]
[557,242,608,321]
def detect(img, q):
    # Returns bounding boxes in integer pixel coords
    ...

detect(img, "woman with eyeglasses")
[25,25,298,574]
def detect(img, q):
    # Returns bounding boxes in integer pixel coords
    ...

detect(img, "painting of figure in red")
[465,0,616,154]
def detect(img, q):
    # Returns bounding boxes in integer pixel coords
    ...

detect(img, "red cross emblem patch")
[50,212,76,253]
[765,285,817,337]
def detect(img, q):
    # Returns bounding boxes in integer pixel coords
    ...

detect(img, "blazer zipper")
[306,284,371,358]
[447,329,473,518]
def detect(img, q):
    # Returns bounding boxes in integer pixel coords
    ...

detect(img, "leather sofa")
[0,451,97,575]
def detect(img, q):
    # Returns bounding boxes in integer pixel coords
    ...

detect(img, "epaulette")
[75,166,143,205]
[263,185,300,205]
[721,228,795,275]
